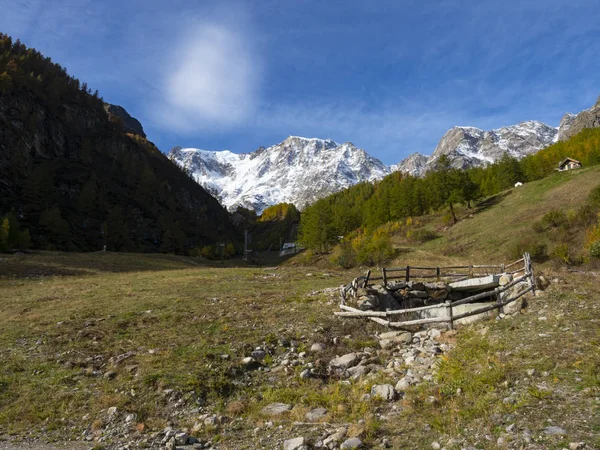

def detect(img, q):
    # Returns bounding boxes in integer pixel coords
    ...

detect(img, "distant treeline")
[299,128,600,252]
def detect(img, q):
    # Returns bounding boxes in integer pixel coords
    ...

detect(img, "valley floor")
[0,251,598,449]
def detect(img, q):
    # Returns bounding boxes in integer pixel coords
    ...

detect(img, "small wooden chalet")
[557,157,582,171]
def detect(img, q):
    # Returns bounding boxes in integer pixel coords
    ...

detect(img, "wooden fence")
[336,253,536,330]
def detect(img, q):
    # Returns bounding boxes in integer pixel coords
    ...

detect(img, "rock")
[341,437,363,449]
[347,365,368,380]
[251,349,266,360]
[395,377,411,392]
[370,384,396,401]
[103,370,117,380]
[408,290,428,298]
[261,403,292,416]
[305,407,327,422]
[569,443,586,450]
[124,413,136,424]
[431,442,441,450]
[544,425,567,435]
[175,432,189,445]
[323,428,348,446]
[311,343,326,352]
[407,281,425,290]
[536,275,550,290]
[329,353,359,370]
[379,331,411,349]
[427,328,441,339]
[504,297,524,315]
[283,436,305,450]
[103,103,146,137]
[299,368,311,379]
[357,294,379,310]
[242,356,255,365]
[165,437,176,450]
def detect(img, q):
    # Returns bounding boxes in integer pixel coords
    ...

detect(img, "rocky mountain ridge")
[171,95,600,212]
[168,137,390,213]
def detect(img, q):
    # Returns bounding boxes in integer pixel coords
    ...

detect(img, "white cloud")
[156,23,260,132]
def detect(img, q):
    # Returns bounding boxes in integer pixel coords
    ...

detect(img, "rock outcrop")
[103,103,146,137]
[557,96,600,141]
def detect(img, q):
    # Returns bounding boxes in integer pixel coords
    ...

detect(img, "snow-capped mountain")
[394,121,558,176]
[169,117,570,213]
[169,136,390,213]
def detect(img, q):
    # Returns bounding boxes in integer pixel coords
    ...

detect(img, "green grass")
[2,167,600,447]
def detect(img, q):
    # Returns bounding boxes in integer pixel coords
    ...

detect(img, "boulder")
[357,294,379,310]
[283,437,305,450]
[329,353,359,370]
[370,384,396,401]
[261,403,292,416]
[341,437,363,449]
[305,407,328,422]
[379,331,411,349]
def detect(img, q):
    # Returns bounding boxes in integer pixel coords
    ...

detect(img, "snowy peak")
[169,137,390,213]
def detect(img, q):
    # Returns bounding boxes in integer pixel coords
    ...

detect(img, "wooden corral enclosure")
[336,253,536,330]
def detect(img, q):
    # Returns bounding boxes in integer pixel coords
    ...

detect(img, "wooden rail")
[337,253,535,329]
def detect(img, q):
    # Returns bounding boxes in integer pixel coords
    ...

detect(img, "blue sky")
[2,0,600,164]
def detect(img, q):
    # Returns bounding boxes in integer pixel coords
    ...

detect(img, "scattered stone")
[569,443,586,450]
[370,384,396,401]
[427,328,441,339]
[242,356,255,365]
[431,442,441,449]
[261,403,292,416]
[395,377,410,392]
[379,331,411,349]
[305,407,327,422]
[103,370,117,380]
[329,353,359,370]
[251,349,266,360]
[311,343,326,352]
[175,432,189,445]
[283,436,305,450]
[544,426,567,436]
[341,437,363,449]
[299,368,311,379]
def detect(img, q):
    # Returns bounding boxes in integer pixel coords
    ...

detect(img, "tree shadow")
[471,191,512,215]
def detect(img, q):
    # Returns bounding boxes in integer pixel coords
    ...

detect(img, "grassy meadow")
[1,167,599,448]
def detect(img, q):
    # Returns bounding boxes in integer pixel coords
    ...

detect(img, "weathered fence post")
[382,268,387,288]
[446,300,453,330]
[364,270,371,288]
[436,267,441,282]
[406,266,410,282]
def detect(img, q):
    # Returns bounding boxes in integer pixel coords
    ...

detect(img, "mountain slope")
[0,34,232,253]
[169,137,390,213]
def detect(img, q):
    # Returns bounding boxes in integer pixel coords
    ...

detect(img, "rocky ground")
[1,270,598,450]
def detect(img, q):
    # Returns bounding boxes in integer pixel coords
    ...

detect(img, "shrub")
[329,241,356,269]
[331,229,397,268]
[588,184,600,209]
[537,209,568,231]
[590,241,600,259]
[550,243,571,265]
[510,236,548,262]
[409,228,439,243]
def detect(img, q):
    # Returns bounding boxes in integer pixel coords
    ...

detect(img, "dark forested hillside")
[0,34,233,253]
